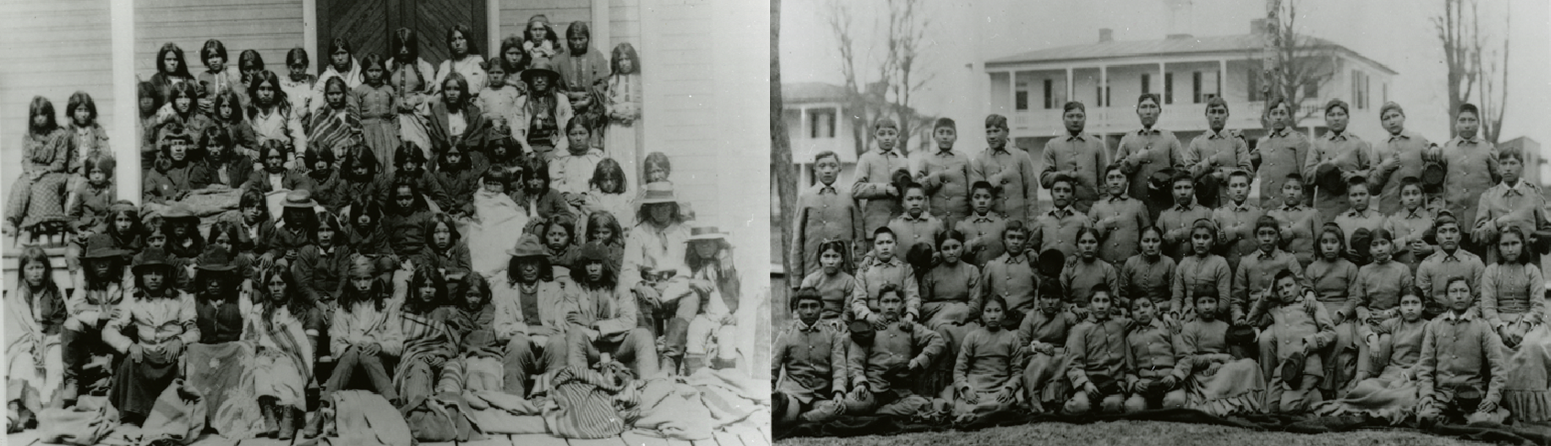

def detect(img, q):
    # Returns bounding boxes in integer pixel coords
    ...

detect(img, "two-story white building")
[984,20,1396,157]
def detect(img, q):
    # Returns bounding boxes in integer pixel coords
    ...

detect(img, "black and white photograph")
[2,1,771,446]
[772,0,1551,444]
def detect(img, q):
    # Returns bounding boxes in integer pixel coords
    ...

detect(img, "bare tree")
[880,0,932,155]
[826,0,869,156]
[1255,0,1341,128]
[772,0,798,284]
[1435,0,1509,142]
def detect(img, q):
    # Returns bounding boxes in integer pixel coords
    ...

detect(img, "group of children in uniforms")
[778,93,1551,431]
[4,18,750,442]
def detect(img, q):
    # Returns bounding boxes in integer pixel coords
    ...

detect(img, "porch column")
[1218,58,1227,99]
[488,0,502,57]
[1158,62,1165,103]
[592,0,611,50]
[304,0,318,65]
[1008,70,1018,116]
[1064,67,1073,106]
[1099,64,1108,126]
[112,0,138,202]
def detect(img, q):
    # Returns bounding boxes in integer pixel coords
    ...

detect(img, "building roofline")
[986,34,1396,75]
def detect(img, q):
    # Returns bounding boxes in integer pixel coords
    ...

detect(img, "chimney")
[1099,28,1113,43]
[1251,18,1268,35]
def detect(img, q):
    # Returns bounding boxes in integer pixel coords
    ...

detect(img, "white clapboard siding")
[0,0,115,187]
[135,0,305,82]
[498,0,592,42]
[609,0,641,51]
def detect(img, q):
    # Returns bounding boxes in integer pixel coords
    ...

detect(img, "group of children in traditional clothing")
[5,18,751,443]
[778,94,1551,430]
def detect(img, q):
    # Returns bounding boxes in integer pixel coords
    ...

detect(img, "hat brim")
[282,200,319,209]
[196,264,238,273]
[637,197,678,205]
[132,262,174,273]
[506,250,549,259]
[82,248,130,260]
[522,69,560,82]
[687,233,728,242]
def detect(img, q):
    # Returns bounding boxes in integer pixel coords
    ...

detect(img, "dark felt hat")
[507,234,548,259]
[281,189,318,209]
[1225,324,1258,348]
[1194,173,1220,207]
[1282,351,1306,386]
[81,233,129,259]
[132,247,175,274]
[161,202,198,220]
[521,60,560,85]
[1534,230,1551,255]
[1421,160,1447,190]
[1191,282,1217,301]
[578,242,610,263]
[1147,167,1179,194]
[1314,163,1347,196]
[1350,227,1374,262]
[848,320,875,346]
[194,246,238,273]
[882,362,916,388]
[1036,249,1065,278]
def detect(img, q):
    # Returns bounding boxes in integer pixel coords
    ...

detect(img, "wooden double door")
[317,0,488,70]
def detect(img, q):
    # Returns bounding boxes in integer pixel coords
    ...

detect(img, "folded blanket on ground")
[775,407,1551,446]
[625,368,767,440]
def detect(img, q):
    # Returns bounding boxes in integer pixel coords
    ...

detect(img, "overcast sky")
[781,0,1550,171]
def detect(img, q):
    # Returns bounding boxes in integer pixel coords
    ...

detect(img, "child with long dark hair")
[347,197,394,266]
[682,225,742,374]
[325,255,405,403]
[262,190,320,270]
[605,43,642,179]
[243,139,312,195]
[468,169,529,278]
[565,242,660,377]
[294,213,355,311]
[424,213,472,282]
[248,70,303,155]
[324,145,383,214]
[354,54,401,179]
[67,157,118,286]
[580,158,634,231]
[7,246,69,414]
[316,38,363,94]
[389,29,436,156]
[5,97,72,236]
[308,76,362,165]
[149,43,194,103]
[62,235,130,404]
[65,91,112,192]
[104,248,199,426]
[515,156,572,221]
[394,266,459,413]
[202,126,256,190]
[103,201,144,262]
[153,82,213,151]
[426,72,490,162]
[584,211,624,273]
[237,189,274,257]
[540,214,580,278]
[442,274,502,392]
[431,144,483,219]
[209,89,260,157]
[247,267,318,440]
[142,125,211,205]
[196,39,241,115]
[384,178,436,267]
[381,143,452,212]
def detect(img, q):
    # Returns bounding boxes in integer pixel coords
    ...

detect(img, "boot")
[665,318,691,375]
[259,400,278,438]
[301,408,322,438]
[659,354,681,376]
[684,354,707,375]
[278,406,297,441]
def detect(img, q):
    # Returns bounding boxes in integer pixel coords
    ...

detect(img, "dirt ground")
[775,419,1498,446]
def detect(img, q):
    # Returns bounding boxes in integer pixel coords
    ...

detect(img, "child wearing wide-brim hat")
[680,223,742,374]
[623,181,694,372]
[61,234,133,402]
[263,189,320,270]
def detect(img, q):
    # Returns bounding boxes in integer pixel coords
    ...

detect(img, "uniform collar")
[1388,132,1410,142]
[1175,203,1195,213]
[874,257,902,268]
[1067,132,1087,142]
[818,184,838,195]
[1456,136,1483,146]
[1327,131,1348,141]
[794,319,820,332]
[901,212,929,223]
[1109,193,1131,203]
[1003,252,1028,264]
[990,145,1012,155]
[1269,128,1290,138]
[1227,201,1253,212]
[1050,206,1074,218]
[1259,249,1279,260]
[971,212,999,223]
[1440,249,1466,263]
[1207,129,1228,140]
[1440,309,1476,323]
[1345,208,1373,219]
[936,148,955,157]
[1138,127,1159,136]
[1504,180,1526,197]
[878,147,898,157]
[1404,208,1428,219]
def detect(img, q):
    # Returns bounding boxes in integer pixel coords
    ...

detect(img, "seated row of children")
[778,168,1550,428]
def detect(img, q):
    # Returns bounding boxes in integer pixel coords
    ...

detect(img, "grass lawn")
[775,419,1497,446]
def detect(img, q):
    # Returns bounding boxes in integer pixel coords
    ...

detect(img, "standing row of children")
[779,94,1551,429]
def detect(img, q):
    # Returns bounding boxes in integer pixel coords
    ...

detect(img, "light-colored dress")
[1313,317,1425,424]
[247,303,314,409]
[469,189,531,279]
[1481,262,1551,422]
[434,55,488,100]
[353,82,401,178]
[391,58,437,160]
[4,283,66,413]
